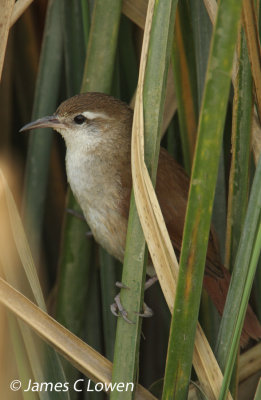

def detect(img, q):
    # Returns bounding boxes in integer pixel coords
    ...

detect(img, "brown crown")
[56,92,133,120]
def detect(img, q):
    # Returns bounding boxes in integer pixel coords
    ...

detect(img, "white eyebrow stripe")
[82,111,110,120]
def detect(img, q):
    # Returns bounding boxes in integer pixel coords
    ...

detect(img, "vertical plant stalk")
[190,0,213,106]
[218,174,261,399]
[254,378,261,400]
[82,0,123,93]
[172,2,198,173]
[78,0,123,376]
[55,0,90,348]
[243,0,261,122]
[189,0,220,346]
[129,3,234,400]
[225,29,253,271]
[162,0,243,398]
[204,0,261,168]
[55,2,122,394]
[112,1,178,399]
[0,170,69,399]
[217,29,253,396]
[22,0,63,262]
[0,0,15,80]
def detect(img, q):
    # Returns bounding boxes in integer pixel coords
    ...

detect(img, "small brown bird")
[21,92,261,346]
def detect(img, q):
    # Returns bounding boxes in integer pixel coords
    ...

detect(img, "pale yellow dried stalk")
[10,0,34,26]
[239,342,261,382]
[0,0,15,80]
[0,278,156,400]
[131,0,232,399]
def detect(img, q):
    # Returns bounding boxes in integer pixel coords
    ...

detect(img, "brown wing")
[156,148,261,346]
[156,147,223,279]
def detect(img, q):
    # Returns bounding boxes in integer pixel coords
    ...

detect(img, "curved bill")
[19,115,65,132]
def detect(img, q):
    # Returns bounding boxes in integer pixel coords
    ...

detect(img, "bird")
[20,92,261,346]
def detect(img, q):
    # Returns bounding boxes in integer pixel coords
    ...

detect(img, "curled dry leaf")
[130,0,232,398]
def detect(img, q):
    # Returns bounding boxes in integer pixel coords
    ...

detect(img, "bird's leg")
[136,302,154,318]
[110,275,158,322]
[135,275,158,318]
[85,231,93,238]
[66,208,85,220]
[144,275,158,290]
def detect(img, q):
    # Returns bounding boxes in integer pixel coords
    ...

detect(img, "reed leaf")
[218,29,253,393]
[62,0,87,96]
[22,0,63,260]
[172,1,198,173]
[55,4,122,399]
[0,169,68,399]
[189,0,212,106]
[2,0,261,398]
[99,250,120,361]
[122,4,178,137]
[111,2,178,398]
[82,0,122,93]
[216,155,261,398]
[243,0,261,121]
[0,277,156,400]
[189,0,220,347]
[0,170,45,309]
[7,314,39,400]
[55,3,92,395]
[204,0,261,169]
[225,29,253,271]
[129,3,232,399]
[76,2,123,383]
[238,342,261,382]
[0,0,15,80]
[122,0,148,29]
[10,0,35,27]
[254,378,261,399]
[163,0,243,397]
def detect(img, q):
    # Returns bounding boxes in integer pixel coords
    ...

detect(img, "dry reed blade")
[239,342,261,382]
[122,0,148,29]
[0,277,156,400]
[10,0,35,26]
[243,0,261,122]
[130,1,232,398]
[0,0,15,80]
[0,170,46,310]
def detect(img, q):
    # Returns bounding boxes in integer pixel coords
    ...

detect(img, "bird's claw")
[110,293,134,324]
[111,277,157,322]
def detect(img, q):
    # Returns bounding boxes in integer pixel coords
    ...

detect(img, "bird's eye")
[74,114,87,124]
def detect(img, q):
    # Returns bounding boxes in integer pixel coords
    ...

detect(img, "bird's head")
[20,92,133,150]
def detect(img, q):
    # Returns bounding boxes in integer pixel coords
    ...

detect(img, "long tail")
[203,266,261,347]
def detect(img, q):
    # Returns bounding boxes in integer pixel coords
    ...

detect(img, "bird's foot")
[135,302,153,318]
[110,276,158,322]
[110,293,134,324]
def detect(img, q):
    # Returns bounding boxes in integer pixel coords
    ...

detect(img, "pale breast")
[65,147,128,262]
